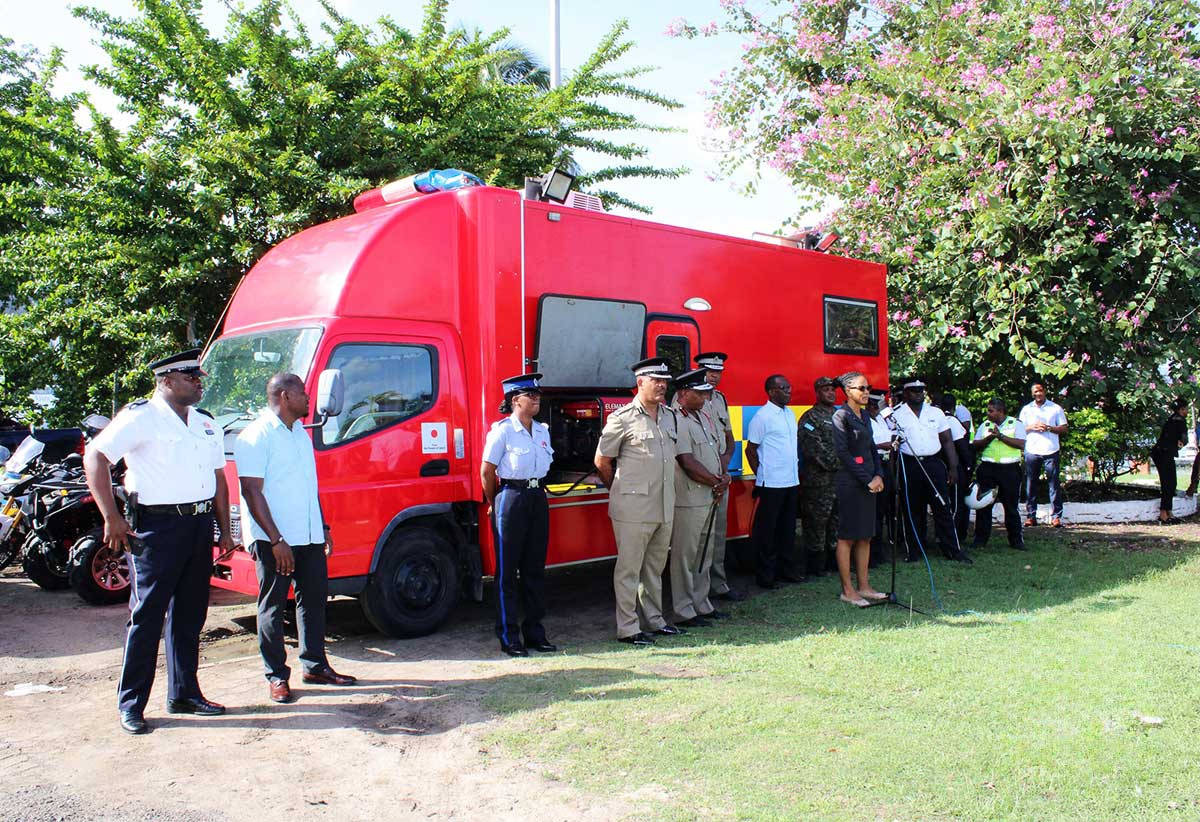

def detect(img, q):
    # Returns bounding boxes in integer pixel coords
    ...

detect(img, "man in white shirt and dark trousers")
[891,378,972,564]
[1018,383,1069,528]
[745,374,804,588]
[235,373,355,704]
[84,349,235,735]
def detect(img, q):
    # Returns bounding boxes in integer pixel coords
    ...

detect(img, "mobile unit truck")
[200,180,888,637]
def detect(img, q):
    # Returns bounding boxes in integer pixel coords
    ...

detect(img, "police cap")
[694,351,728,371]
[501,372,543,397]
[814,376,839,389]
[150,348,207,377]
[675,368,714,392]
[631,357,673,380]
[900,376,927,391]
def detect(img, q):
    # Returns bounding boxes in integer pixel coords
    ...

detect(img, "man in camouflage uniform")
[694,351,746,602]
[594,357,687,646]
[798,377,840,576]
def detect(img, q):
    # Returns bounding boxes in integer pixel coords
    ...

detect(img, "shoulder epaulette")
[194,407,214,419]
[125,399,149,410]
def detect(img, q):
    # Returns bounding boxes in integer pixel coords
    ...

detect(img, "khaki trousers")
[611,518,672,638]
[669,504,715,620]
[707,491,731,595]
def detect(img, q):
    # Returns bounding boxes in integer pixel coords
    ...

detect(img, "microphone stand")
[869,425,931,616]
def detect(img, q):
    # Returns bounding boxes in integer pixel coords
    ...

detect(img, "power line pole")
[549,0,561,89]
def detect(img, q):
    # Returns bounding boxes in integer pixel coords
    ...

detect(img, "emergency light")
[353,169,484,213]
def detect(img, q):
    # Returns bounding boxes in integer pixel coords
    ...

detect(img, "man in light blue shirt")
[235,373,355,704]
[744,374,803,588]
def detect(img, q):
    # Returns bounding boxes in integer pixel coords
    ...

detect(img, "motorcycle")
[17,415,132,605]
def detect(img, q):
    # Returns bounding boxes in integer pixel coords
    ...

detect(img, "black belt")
[138,499,214,517]
[500,478,544,490]
[903,453,939,462]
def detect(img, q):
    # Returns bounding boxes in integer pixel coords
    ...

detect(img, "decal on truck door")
[421,422,448,454]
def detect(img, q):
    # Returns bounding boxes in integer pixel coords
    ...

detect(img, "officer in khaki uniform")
[594,357,687,646]
[696,351,746,601]
[669,369,732,627]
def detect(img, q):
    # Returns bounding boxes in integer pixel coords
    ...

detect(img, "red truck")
[200,180,888,637]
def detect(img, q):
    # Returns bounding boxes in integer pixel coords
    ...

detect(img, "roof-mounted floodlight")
[525,168,576,204]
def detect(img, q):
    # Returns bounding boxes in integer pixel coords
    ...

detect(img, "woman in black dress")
[1151,398,1189,524]
[831,372,886,606]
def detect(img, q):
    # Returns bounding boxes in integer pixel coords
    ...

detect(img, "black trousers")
[253,541,330,683]
[950,448,971,540]
[750,485,799,584]
[973,462,1024,547]
[118,511,213,714]
[1152,450,1177,512]
[899,454,958,558]
[491,485,549,646]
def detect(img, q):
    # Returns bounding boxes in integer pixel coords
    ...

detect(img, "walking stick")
[696,494,721,570]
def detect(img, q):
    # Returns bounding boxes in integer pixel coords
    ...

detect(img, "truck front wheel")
[360,527,459,638]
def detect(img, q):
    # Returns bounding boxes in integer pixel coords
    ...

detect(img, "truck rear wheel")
[360,527,459,638]
[69,529,131,606]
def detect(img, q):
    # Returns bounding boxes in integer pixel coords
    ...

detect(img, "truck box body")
[201,185,888,636]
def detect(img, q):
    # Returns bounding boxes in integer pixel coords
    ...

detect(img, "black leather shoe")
[950,551,974,565]
[526,640,558,653]
[779,573,808,584]
[712,588,748,602]
[166,696,225,716]
[677,616,712,628]
[500,643,529,657]
[756,578,779,589]
[1011,543,1028,551]
[653,624,687,636]
[904,555,919,563]
[699,609,731,620]
[119,710,148,735]
[618,632,655,646]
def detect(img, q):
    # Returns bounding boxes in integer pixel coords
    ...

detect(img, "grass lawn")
[481,524,1200,820]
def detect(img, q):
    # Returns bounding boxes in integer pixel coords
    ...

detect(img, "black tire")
[360,526,459,638]
[0,528,23,572]
[69,529,131,606]
[21,535,69,591]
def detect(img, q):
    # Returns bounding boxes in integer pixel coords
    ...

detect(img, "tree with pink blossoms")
[685,0,1200,440]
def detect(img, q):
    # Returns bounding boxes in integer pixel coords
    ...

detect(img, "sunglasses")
[846,384,871,392]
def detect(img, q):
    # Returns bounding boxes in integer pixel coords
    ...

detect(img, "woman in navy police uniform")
[480,374,557,657]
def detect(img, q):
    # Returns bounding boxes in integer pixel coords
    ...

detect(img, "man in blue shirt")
[745,374,803,588]
[235,373,355,704]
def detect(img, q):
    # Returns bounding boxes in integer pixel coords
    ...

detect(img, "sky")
[4,0,815,238]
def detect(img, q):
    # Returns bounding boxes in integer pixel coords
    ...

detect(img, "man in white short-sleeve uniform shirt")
[83,349,234,735]
[890,378,972,564]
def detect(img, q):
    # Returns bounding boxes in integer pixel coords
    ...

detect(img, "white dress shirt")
[89,394,226,505]
[892,402,950,458]
[234,409,324,546]
[870,414,895,447]
[1019,400,1067,455]
[946,415,967,441]
[746,402,799,487]
[482,415,554,480]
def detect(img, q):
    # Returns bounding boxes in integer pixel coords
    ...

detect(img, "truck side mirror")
[305,369,344,429]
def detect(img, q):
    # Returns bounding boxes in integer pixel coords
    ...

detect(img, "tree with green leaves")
[681,0,1200,478]
[0,0,681,424]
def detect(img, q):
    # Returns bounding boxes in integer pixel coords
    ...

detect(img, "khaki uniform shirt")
[597,396,678,523]
[671,404,723,507]
[706,389,733,442]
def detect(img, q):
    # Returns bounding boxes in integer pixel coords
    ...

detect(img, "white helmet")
[964,483,997,510]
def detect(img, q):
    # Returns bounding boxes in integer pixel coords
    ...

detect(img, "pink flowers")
[1092,232,1109,244]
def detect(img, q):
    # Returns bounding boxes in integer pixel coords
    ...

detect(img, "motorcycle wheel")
[0,528,23,572]
[21,535,70,591]
[69,529,131,605]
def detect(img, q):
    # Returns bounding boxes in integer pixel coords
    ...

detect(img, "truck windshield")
[200,328,323,427]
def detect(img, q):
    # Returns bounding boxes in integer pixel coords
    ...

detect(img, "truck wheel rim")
[396,556,442,610]
[92,547,130,592]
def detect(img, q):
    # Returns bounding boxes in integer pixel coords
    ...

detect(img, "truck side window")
[823,296,878,355]
[318,343,437,447]
[655,335,690,405]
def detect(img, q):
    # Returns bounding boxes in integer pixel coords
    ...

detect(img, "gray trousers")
[253,541,330,683]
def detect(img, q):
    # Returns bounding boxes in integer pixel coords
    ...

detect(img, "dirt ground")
[0,561,630,822]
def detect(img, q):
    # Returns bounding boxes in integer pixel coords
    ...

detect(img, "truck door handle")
[420,459,449,477]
